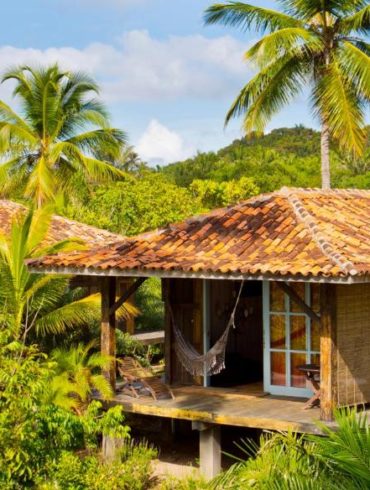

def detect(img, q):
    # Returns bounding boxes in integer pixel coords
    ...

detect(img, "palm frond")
[24,155,56,206]
[338,41,370,99]
[34,293,103,336]
[341,5,370,35]
[281,0,363,20]
[26,205,53,253]
[245,27,322,67]
[226,49,309,133]
[312,60,366,156]
[82,155,126,181]
[311,410,370,487]
[204,2,302,32]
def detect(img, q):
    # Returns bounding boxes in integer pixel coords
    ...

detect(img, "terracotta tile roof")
[0,200,123,246]
[27,188,370,282]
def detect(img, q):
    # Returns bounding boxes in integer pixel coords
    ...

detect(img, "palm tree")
[111,145,147,174]
[204,1,370,188]
[0,206,136,341]
[49,341,113,414]
[0,64,126,206]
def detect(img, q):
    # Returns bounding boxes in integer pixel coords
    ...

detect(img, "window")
[263,282,320,397]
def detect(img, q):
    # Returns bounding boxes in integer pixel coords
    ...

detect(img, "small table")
[297,364,320,410]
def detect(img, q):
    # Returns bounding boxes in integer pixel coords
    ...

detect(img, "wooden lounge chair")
[117,356,174,401]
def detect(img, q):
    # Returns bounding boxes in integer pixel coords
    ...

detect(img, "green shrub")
[158,475,209,490]
[85,443,156,490]
[211,410,370,490]
[40,441,157,490]
[0,339,134,489]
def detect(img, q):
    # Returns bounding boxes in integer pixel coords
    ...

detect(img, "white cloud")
[136,119,195,165]
[0,30,250,103]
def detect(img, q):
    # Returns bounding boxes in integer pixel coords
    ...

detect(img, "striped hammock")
[170,281,244,377]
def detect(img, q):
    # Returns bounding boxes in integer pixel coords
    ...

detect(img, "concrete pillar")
[102,435,124,463]
[193,422,221,480]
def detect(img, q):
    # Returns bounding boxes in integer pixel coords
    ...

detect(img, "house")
[28,188,370,478]
[0,199,123,246]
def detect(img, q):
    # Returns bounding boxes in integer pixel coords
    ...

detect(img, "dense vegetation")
[0,61,369,488]
[62,126,370,240]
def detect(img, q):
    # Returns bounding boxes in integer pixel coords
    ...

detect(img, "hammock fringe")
[170,281,244,377]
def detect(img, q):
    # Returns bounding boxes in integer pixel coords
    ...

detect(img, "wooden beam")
[109,277,147,315]
[320,283,337,421]
[162,279,172,384]
[101,277,117,390]
[276,282,321,323]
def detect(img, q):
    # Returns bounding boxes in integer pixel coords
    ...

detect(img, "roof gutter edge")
[26,265,367,284]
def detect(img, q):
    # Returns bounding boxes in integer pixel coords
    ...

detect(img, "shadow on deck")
[106,382,324,434]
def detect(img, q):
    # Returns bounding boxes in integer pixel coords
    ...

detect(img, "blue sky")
[1,0,316,164]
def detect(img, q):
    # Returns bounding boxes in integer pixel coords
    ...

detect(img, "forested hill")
[64,125,370,244]
[159,126,369,192]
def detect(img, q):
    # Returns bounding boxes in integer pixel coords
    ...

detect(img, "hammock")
[170,281,244,377]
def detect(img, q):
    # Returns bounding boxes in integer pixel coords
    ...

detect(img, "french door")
[263,281,320,397]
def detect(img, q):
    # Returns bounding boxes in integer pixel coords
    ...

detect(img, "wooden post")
[116,278,136,334]
[193,422,221,480]
[101,276,117,391]
[193,279,203,387]
[320,283,337,421]
[162,279,172,384]
[202,279,210,387]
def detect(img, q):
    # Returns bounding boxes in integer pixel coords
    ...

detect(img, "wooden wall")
[210,281,263,386]
[335,283,370,407]
[163,278,203,385]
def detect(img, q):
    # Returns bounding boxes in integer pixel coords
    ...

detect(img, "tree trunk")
[321,119,331,189]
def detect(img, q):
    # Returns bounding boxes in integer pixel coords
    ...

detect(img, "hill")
[159,126,370,193]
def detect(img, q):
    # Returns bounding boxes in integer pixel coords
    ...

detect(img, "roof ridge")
[279,186,370,197]
[282,187,358,276]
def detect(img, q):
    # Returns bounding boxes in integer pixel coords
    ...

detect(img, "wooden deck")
[107,383,326,434]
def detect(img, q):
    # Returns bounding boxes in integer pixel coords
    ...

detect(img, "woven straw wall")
[336,284,370,406]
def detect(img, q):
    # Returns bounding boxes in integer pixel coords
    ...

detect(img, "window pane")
[270,282,285,312]
[290,315,306,350]
[271,352,286,386]
[270,315,286,349]
[290,283,305,312]
[291,353,307,388]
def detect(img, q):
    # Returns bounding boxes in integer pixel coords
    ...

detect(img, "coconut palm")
[111,145,146,174]
[204,1,370,188]
[0,206,136,340]
[0,64,126,206]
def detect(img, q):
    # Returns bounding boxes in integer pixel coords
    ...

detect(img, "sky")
[0,0,317,165]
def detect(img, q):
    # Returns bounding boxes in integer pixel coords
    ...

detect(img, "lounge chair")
[117,356,174,400]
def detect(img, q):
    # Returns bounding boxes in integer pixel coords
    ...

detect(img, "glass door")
[263,281,320,397]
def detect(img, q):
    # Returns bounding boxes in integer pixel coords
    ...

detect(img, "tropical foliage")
[0,205,137,342]
[211,410,370,489]
[161,127,370,193]
[64,172,202,236]
[204,0,370,188]
[49,341,114,414]
[0,65,126,206]
[0,336,155,489]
